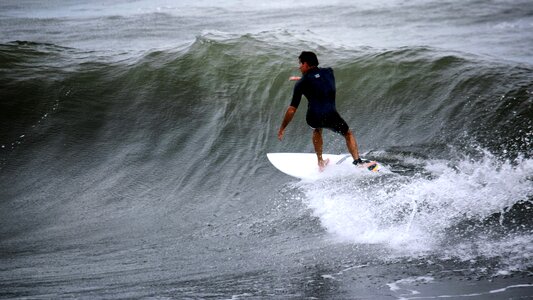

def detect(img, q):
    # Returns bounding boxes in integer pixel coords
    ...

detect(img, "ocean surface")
[1,0,532,299]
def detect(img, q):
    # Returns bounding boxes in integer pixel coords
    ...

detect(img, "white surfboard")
[267,153,381,181]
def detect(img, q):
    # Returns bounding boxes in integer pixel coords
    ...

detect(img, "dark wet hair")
[298,51,319,67]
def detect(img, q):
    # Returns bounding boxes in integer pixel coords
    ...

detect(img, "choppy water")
[1,0,532,299]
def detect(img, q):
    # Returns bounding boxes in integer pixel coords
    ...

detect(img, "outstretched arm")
[278,106,297,141]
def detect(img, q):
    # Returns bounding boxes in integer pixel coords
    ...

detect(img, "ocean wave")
[1,36,531,273]
[2,36,531,158]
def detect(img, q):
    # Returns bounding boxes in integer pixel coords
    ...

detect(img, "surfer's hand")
[289,76,301,81]
[277,128,284,141]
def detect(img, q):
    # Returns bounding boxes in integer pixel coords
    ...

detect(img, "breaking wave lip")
[295,147,532,271]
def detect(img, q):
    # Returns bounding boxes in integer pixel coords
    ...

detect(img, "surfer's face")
[299,61,311,74]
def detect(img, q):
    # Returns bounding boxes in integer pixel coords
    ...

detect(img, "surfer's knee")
[343,129,353,138]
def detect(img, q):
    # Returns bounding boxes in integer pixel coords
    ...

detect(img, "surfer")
[277,51,374,171]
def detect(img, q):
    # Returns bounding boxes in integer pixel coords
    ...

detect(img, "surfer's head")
[298,51,319,67]
[298,51,319,74]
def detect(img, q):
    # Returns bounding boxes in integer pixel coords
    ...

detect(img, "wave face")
[2,37,531,157]
[1,34,532,298]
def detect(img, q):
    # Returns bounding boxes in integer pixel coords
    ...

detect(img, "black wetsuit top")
[290,67,349,135]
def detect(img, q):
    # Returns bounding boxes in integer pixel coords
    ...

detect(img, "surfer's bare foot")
[361,161,379,172]
[363,161,377,168]
[353,158,379,171]
[318,158,330,172]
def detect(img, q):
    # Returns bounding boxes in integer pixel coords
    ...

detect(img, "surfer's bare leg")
[313,129,329,171]
[345,130,377,169]
[312,128,324,163]
[344,130,360,160]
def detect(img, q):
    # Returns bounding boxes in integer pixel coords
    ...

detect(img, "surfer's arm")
[278,106,297,141]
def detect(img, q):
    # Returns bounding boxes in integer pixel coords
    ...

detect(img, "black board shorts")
[306,111,350,136]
